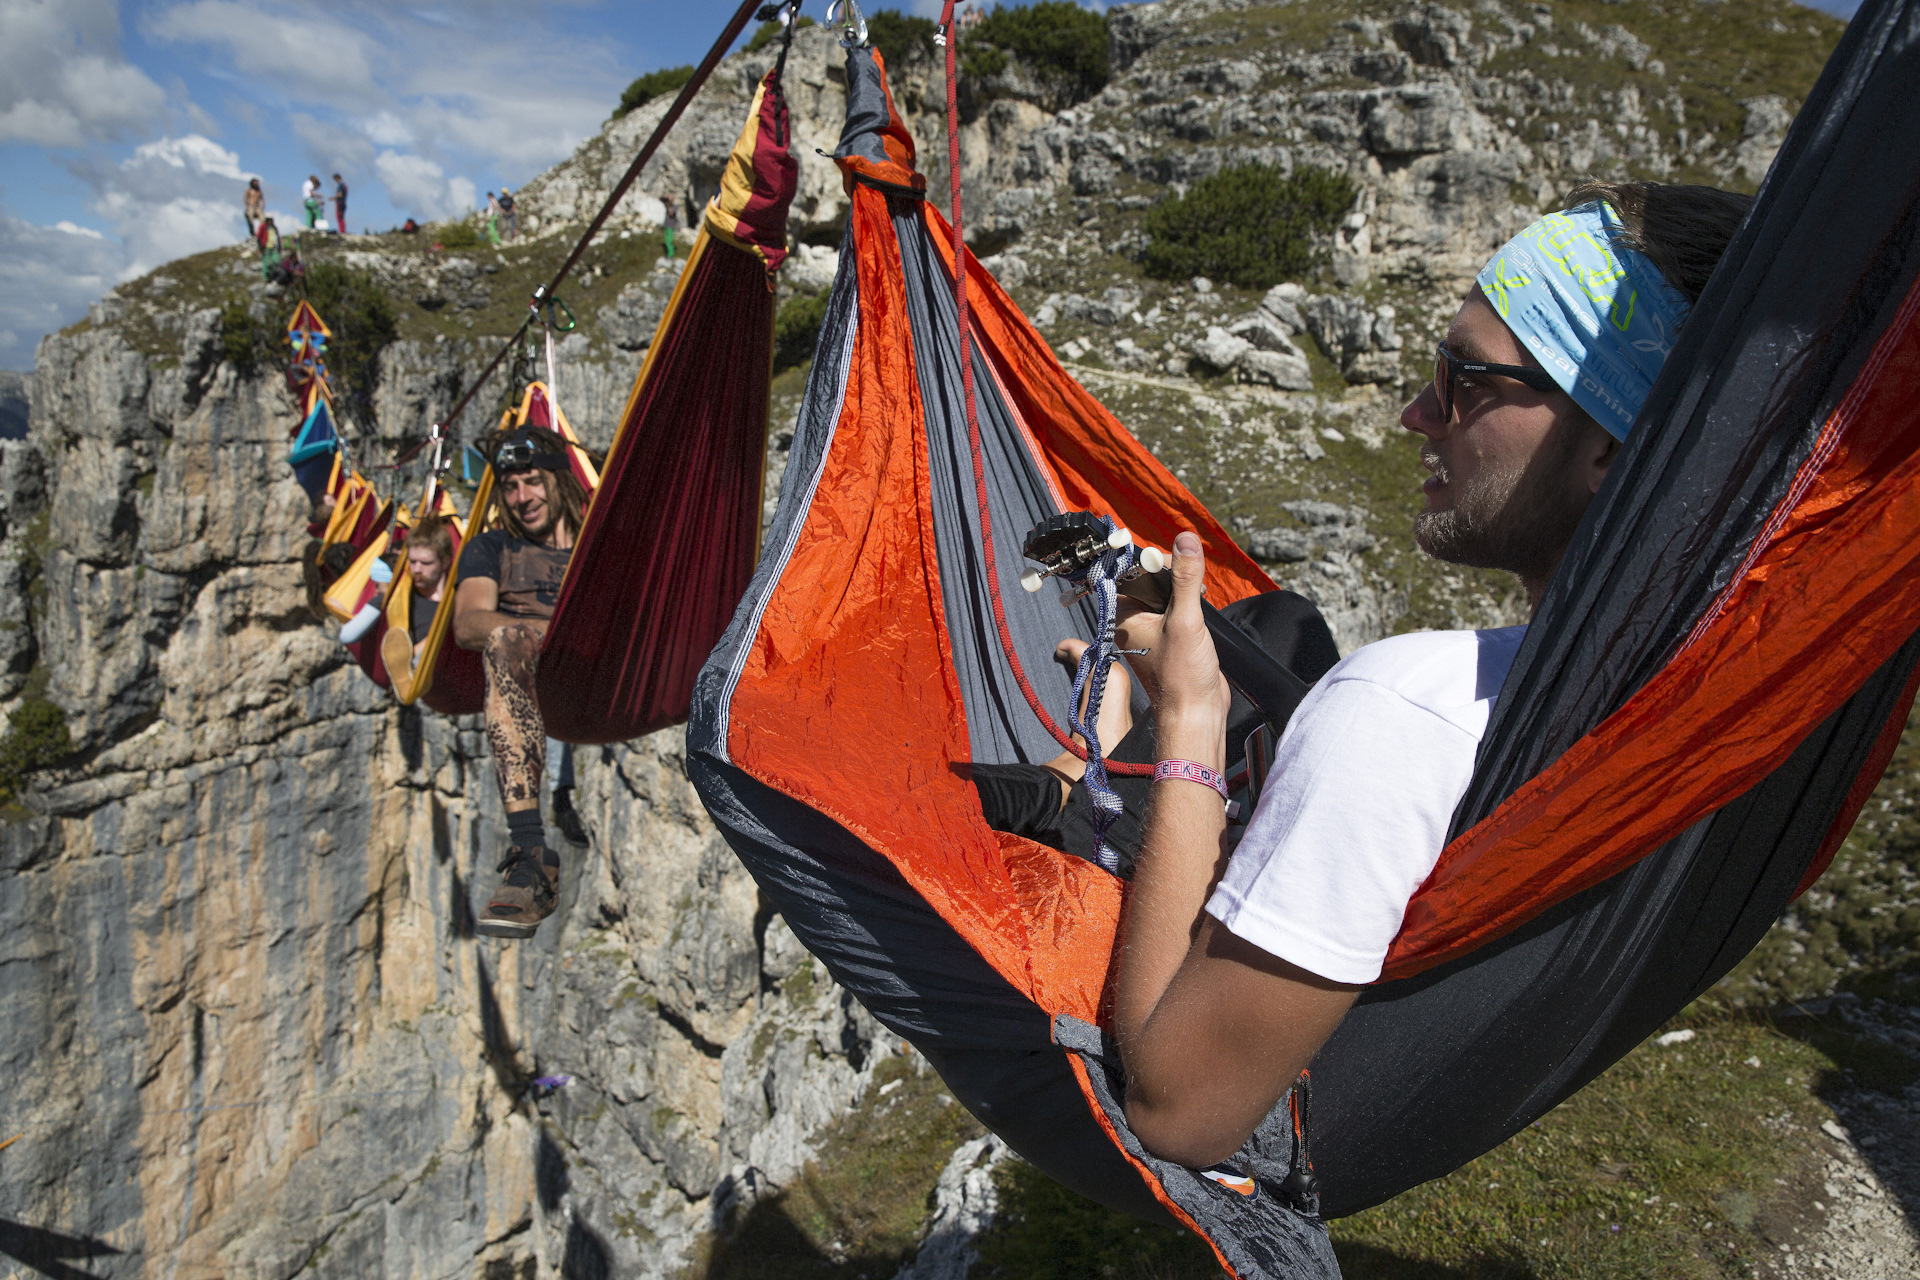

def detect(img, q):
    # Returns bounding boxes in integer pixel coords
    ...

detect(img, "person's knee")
[482,622,542,684]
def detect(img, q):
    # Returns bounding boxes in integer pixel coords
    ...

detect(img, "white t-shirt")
[1206,626,1527,984]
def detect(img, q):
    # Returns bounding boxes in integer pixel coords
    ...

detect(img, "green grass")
[691,1008,1904,1279]
[688,1055,988,1279]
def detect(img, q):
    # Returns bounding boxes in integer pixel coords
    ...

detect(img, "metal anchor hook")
[824,0,867,47]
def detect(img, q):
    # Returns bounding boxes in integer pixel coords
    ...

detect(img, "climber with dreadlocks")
[453,424,590,938]
[1103,181,1753,1169]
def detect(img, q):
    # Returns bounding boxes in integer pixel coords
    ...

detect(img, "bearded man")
[1109,180,1752,1168]
[454,426,590,938]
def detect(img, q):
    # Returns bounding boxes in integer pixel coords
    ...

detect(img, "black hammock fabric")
[688,5,1920,1274]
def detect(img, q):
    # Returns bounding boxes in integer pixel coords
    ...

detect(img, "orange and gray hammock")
[386,65,795,736]
[686,7,1920,1275]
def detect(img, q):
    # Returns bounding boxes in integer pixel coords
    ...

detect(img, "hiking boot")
[551,790,590,848]
[476,845,560,938]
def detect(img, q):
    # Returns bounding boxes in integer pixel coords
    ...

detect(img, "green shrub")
[744,13,814,53]
[614,64,696,119]
[865,9,935,69]
[434,219,483,250]
[773,292,830,373]
[218,300,280,375]
[964,1,1109,106]
[1143,163,1356,290]
[0,699,70,807]
[303,262,399,426]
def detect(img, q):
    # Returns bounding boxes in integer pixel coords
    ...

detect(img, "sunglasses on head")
[1432,342,1561,422]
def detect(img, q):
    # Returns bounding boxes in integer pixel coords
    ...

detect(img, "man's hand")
[1117,532,1231,738]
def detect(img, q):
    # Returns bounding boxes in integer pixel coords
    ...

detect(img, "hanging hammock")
[380,473,485,717]
[536,64,797,744]
[687,8,1920,1275]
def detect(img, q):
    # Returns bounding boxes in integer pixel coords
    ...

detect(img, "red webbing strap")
[937,3,1152,777]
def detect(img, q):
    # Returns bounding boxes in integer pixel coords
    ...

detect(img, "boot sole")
[475,917,542,939]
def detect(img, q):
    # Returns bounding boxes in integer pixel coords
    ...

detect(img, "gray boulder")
[1193,326,1252,371]
[1237,349,1314,391]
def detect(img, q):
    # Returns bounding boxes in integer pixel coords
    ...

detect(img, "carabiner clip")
[529,286,577,333]
[825,0,867,47]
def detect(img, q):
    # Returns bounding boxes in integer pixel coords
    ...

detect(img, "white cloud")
[151,0,624,179]
[375,149,475,220]
[0,0,170,146]
[84,133,252,275]
[148,1,379,101]
[0,210,123,369]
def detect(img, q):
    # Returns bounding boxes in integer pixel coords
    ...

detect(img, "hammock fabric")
[288,388,340,501]
[390,381,594,717]
[382,478,484,718]
[689,11,1920,1275]
[536,67,796,744]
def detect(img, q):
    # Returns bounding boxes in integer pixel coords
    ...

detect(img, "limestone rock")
[1193,326,1252,371]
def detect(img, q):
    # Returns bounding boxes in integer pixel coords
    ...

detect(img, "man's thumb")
[1170,530,1205,597]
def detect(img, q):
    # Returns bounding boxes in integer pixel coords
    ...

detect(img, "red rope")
[937,4,1150,776]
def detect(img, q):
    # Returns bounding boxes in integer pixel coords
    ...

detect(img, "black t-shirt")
[456,530,572,620]
[498,193,515,213]
[410,591,441,639]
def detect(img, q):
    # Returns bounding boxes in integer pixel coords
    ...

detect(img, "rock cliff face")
[0,2,1861,1277]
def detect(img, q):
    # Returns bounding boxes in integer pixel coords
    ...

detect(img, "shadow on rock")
[0,1218,122,1280]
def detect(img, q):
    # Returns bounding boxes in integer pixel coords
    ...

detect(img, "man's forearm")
[455,609,525,651]
[1114,709,1228,1083]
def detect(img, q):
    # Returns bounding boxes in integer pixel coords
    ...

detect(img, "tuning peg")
[1020,569,1045,593]
[1107,526,1132,549]
[1138,546,1166,573]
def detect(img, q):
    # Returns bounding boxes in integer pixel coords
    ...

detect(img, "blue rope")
[1060,517,1138,875]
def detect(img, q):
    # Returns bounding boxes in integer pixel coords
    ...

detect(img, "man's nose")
[1401,382,1447,439]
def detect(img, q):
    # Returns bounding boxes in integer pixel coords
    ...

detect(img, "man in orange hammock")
[453,426,588,938]
[1102,181,1751,1169]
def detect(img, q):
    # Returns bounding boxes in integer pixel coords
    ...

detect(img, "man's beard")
[1414,420,1588,582]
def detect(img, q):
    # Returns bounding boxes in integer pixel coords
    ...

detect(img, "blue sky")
[0,0,1864,370]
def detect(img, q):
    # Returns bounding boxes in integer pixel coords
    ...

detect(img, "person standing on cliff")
[498,187,517,241]
[452,426,590,938]
[244,178,265,239]
[662,190,680,258]
[302,174,323,230]
[332,173,349,235]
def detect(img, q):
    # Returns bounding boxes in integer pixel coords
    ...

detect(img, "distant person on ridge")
[485,192,503,246]
[498,187,517,241]
[453,426,588,938]
[333,173,349,235]
[662,191,679,258]
[302,174,323,230]
[244,178,264,239]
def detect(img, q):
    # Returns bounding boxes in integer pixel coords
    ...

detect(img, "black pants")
[971,589,1339,874]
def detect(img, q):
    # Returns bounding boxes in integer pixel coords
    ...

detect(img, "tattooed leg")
[484,622,547,810]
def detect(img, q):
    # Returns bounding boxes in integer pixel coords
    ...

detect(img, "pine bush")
[1143,164,1356,290]
[614,65,696,119]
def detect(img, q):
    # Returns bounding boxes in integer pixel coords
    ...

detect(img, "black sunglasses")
[1433,342,1561,422]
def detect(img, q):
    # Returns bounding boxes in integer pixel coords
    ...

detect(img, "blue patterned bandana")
[1476,201,1691,439]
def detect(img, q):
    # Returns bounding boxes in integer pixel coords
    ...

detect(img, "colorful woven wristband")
[1153,758,1229,800]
